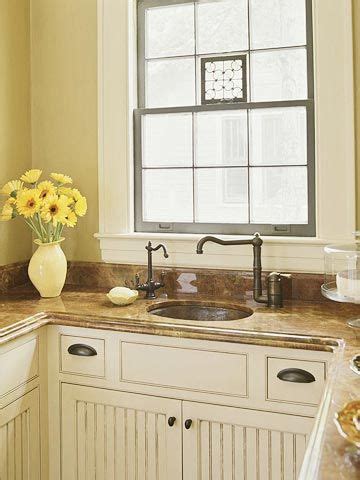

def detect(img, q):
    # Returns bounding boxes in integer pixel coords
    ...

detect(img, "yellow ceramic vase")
[28,238,67,298]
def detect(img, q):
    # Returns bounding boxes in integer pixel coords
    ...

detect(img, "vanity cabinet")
[61,384,182,480]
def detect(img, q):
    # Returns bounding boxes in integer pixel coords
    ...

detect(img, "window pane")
[196,0,248,54]
[250,0,306,49]
[195,168,248,223]
[143,169,193,222]
[249,107,307,166]
[146,58,195,107]
[143,114,193,168]
[146,4,195,59]
[251,48,307,101]
[250,166,308,224]
[195,111,248,167]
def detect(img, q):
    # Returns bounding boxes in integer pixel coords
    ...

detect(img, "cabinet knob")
[67,344,97,357]
[277,368,315,383]
[184,419,192,430]
[168,417,176,427]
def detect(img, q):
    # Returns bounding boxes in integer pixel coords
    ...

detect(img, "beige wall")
[0,0,32,265]
[31,0,100,262]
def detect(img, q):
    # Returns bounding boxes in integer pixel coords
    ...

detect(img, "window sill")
[94,232,349,273]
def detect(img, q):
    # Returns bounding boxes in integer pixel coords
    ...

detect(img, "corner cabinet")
[0,330,45,480]
[61,384,182,480]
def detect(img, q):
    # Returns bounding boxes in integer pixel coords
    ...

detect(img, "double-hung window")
[135,0,315,236]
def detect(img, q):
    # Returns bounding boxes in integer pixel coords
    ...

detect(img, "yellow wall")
[1,2,359,265]
[31,0,100,262]
[0,0,32,265]
[354,0,360,228]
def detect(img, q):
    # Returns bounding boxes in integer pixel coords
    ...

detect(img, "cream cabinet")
[0,331,45,480]
[61,384,182,480]
[183,401,312,480]
[0,387,41,480]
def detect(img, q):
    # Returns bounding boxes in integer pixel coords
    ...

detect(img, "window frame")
[134,0,316,237]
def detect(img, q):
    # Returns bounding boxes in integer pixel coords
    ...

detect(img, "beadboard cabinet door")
[183,401,313,480]
[61,384,182,480]
[0,388,41,480]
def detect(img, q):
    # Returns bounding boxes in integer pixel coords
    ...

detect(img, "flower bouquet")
[0,169,87,297]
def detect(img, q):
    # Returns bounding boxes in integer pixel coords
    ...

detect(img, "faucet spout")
[196,233,279,307]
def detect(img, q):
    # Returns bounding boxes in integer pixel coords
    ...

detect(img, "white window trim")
[96,0,355,273]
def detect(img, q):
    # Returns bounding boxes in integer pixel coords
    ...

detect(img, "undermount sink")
[148,301,253,321]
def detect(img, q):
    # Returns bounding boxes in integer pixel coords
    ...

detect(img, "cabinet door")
[0,388,41,480]
[61,384,182,480]
[183,401,313,480]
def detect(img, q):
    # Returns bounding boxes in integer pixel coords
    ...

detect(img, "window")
[134,0,315,236]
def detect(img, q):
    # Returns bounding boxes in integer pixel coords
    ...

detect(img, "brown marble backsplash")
[66,262,325,303]
[0,261,326,302]
[0,262,29,293]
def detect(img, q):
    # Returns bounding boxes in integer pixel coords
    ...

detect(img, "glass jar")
[322,233,360,304]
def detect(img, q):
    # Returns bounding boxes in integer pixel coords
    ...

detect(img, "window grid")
[135,0,315,237]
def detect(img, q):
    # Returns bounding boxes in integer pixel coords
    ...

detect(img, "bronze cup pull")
[277,368,315,383]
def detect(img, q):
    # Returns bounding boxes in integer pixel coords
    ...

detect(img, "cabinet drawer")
[60,335,105,378]
[266,357,326,406]
[0,337,39,397]
[121,342,248,397]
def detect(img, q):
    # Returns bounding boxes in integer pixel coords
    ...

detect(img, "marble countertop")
[0,285,360,479]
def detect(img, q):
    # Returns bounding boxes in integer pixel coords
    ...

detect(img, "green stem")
[24,219,42,241]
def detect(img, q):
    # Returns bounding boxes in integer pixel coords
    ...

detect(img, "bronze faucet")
[196,233,288,308]
[135,241,169,299]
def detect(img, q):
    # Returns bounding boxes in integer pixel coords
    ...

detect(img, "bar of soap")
[336,270,360,299]
[107,287,138,306]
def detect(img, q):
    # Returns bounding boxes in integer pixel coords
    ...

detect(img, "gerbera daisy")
[58,187,75,203]
[20,169,42,184]
[0,198,16,221]
[64,211,78,228]
[41,195,71,226]
[16,189,41,218]
[0,180,24,196]
[74,194,87,217]
[51,173,73,185]
[38,181,56,200]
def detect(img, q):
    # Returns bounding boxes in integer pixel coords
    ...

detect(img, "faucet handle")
[135,273,141,288]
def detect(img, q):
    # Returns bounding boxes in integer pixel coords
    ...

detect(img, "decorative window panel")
[135,0,315,237]
[201,55,247,104]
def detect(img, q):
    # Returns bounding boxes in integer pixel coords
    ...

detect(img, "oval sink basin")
[148,301,253,321]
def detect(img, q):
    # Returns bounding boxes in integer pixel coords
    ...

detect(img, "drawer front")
[266,357,326,406]
[0,337,39,397]
[121,342,247,397]
[60,335,105,378]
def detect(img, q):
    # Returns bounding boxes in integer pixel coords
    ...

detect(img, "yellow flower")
[58,187,75,203]
[0,198,16,221]
[64,211,78,228]
[0,180,24,196]
[51,173,73,185]
[38,181,56,200]
[74,194,87,217]
[20,169,42,184]
[16,189,41,218]
[60,187,87,216]
[41,195,71,226]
